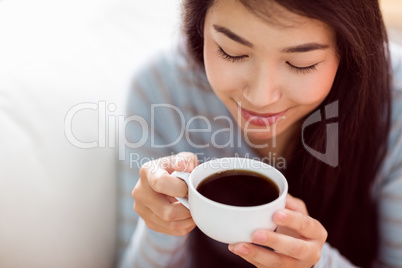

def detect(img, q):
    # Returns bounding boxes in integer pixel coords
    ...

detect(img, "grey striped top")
[118,42,402,268]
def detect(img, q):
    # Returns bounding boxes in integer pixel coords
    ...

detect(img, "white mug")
[172,157,288,244]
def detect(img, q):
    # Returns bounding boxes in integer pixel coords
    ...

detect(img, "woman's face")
[203,0,339,146]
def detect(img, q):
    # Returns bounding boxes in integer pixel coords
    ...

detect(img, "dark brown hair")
[182,0,391,267]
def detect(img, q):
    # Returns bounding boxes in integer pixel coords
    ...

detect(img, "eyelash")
[217,46,319,74]
[286,62,318,74]
[217,46,247,62]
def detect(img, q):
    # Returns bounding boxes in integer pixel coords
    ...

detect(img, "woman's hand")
[131,152,198,236]
[229,194,327,267]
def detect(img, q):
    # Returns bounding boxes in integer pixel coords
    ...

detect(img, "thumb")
[173,152,199,172]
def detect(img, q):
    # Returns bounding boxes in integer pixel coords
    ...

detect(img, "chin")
[243,130,274,143]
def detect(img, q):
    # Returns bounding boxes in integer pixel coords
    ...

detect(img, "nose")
[243,65,282,108]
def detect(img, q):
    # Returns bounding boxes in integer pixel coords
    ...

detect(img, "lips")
[239,106,287,127]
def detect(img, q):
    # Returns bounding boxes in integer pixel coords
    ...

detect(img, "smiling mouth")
[238,105,288,127]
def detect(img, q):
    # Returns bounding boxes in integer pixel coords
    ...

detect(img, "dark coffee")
[196,170,279,207]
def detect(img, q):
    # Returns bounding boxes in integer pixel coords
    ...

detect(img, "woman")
[119,0,402,267]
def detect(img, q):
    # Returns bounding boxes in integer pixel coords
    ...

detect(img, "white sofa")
[0,0,179,267]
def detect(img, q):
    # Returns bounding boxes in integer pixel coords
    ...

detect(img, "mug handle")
[171,171,191,209]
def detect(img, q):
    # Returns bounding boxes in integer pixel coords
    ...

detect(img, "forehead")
[210,0,306,27]
[207,0,335,49]
[207,0,332,35]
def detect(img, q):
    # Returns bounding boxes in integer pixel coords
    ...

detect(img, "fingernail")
[275,211,287,222]
[234,244,249,255]
[252,230,267,243]
[228,244,234,252]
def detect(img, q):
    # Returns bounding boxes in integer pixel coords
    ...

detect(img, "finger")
[273,209,327,241]
[173,152,199,172]
[133,188,196,235]
[149,152,198,173]
[229,242,291,268]
[141,156,175,174]
[133,177,191,221]
[285,194,308,215]
[228,243,261,267]
[251,229,312,261]
[141,163,188,197]
[141,152,194,175]
[140,152,199,197]
[139,205,196,236]
[152,197,193,222]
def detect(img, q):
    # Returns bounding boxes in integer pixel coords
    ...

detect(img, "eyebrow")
[213,24,253,47]
[281,43,330,53]
[213,24,330,54]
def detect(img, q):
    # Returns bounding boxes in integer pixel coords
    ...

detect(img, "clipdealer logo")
[302,101,339,167]
[64,101,285,161]
[64,100,339,167]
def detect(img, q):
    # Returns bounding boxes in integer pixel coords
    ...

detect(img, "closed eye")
[286,61,319,74]
[217,46,248,62]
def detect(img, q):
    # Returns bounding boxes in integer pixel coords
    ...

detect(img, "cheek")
[204,46,244,96]
[286,64,337,105]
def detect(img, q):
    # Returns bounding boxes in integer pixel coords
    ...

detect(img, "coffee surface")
[196,170,279,207]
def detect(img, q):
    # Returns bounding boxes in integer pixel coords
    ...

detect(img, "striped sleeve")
[117,50,191,267]
[120,219,190,268]
[314,243,359,268]
[378,180,402,267]
[375,42,402,267]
